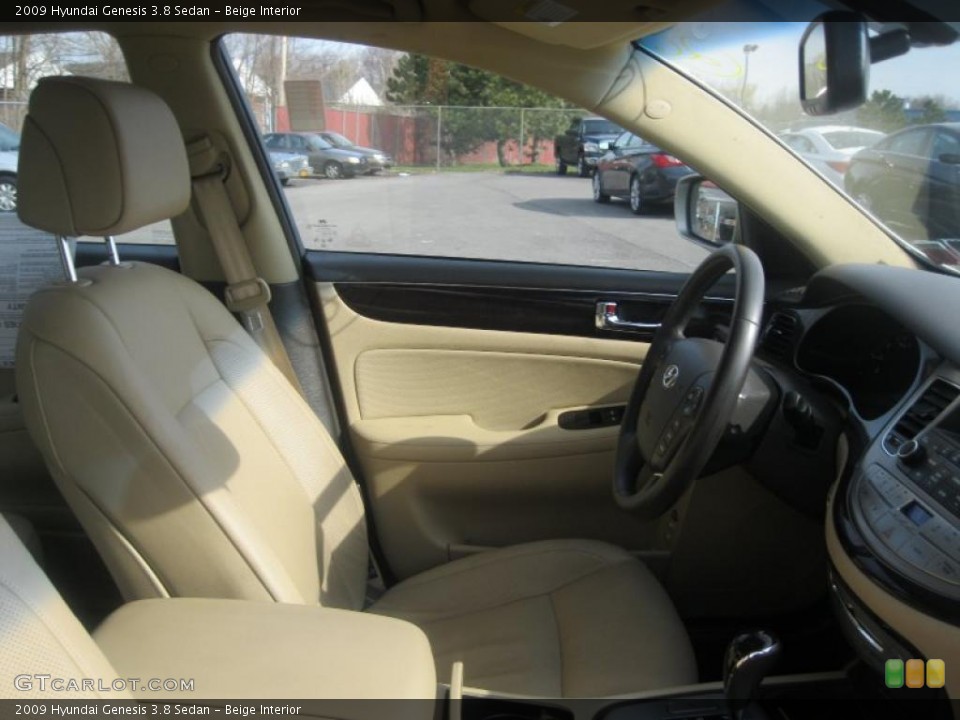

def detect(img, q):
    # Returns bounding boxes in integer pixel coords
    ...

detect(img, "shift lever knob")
[723,630,781,719]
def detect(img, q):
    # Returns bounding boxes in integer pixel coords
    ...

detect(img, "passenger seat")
[0,514,437,703]
[0,515,128,699]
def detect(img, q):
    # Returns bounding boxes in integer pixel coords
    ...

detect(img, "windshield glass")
[323,131,353,148]
[583,119,622,135]
[641,16,960,273]
[307,135,332,150]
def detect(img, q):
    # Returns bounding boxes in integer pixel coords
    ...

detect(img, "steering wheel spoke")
[613,245,765,518]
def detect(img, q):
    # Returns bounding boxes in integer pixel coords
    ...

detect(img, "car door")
[926,129,960,239]
[286,140,731,580]
[880,128,934,239]
[561,118,580,163]
[306,254,738,581]
[602,131,633,193]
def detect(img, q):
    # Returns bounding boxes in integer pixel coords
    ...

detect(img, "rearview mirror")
[800,12,869,116]
[675,176,739,246]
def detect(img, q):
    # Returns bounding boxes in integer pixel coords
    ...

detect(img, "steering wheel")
[613,244,765,518]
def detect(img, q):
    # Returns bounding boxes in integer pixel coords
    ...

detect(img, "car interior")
[1,2,959,719]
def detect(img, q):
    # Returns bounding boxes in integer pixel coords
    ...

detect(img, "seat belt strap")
[186,136,304,396]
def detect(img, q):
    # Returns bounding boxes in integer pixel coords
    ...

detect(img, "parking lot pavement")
[283,171,710,273]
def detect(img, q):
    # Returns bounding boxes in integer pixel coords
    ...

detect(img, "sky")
[642,21,960,109]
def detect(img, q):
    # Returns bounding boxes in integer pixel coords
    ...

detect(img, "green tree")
[386,53,576,166]
[856,90,908,133]
[909,95,948,125]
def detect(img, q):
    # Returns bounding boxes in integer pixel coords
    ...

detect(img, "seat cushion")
[370,539,696,698]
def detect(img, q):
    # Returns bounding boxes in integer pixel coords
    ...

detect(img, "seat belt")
[186,136,304,396]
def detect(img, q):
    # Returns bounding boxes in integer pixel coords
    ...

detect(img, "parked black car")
[591,131,693,214]
[845,123,960,242]
[555,116,624,177]
[318,131,393,173]
[263,132,369,179]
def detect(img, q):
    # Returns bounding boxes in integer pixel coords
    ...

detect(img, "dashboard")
[754,263,960,686]
[794,304,920,420]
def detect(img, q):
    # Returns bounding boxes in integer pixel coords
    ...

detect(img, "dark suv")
[554,116,624,177]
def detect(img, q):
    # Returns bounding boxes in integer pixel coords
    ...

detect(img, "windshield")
[641,17,960,273]
[323,132,354,148]
[583,119,622,135]
[307,135,332,150]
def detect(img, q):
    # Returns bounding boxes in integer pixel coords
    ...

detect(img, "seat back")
[14,77,368,610]
[0,515,129,699]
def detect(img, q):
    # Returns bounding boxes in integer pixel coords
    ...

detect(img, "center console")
[830,370,960,691]
[848,375,960,607]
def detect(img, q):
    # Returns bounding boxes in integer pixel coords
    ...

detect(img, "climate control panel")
[852,430,960,600]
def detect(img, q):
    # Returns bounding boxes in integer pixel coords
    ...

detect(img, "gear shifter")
[723,630,781,720]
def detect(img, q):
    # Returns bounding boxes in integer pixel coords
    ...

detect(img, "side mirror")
[799,11,870,116]
[675,176,739,246]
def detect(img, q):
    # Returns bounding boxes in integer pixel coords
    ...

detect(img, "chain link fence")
[323,104,584,169]
[0,100,588,171]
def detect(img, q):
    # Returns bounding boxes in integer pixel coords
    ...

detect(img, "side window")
[889,130,930,157]
[264,134,284,150]
[223,34,711,273]
[932,132,960,160]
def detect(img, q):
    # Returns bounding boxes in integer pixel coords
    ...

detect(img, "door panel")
[306,252,737,580]
[316,282,656,578]
[306,255,825,617]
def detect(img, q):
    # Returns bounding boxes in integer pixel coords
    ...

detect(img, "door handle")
[595,301,661,332]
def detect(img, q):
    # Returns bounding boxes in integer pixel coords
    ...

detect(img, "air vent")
[762,312,800,362]
[884,378,960,452]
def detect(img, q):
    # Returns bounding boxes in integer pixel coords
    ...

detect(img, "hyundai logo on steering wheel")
[662,364,680,389]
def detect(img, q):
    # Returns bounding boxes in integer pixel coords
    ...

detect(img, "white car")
[780,125,884,187]
[0,121,18,212]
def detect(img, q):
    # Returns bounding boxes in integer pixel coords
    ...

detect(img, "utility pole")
[741,44,759,109]
[436,105,443,170]
[519,108,526,165]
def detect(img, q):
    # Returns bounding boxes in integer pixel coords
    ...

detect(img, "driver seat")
[14,76,696,698]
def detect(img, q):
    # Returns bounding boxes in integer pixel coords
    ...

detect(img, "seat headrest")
[17,76,190,237]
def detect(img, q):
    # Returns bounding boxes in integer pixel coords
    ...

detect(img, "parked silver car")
[0,122,19,212]
[780,126,884,187]
[263,131,369,179]
[318,131,393,174]
[268,150,313,186]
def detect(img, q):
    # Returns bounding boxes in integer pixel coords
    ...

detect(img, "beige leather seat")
[14,76,696,698]
[0,514,438,704]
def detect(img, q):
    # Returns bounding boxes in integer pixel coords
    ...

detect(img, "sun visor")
[470,0,718,49]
